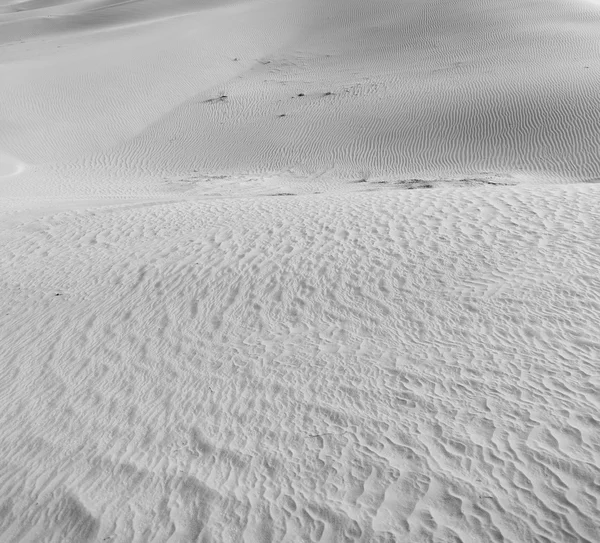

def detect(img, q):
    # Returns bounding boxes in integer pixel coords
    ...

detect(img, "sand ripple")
[0,184,599,541]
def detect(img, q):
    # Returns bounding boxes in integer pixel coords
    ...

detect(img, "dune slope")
[0,0,600,199]
[1,184,599,542]
[1,0,600,541]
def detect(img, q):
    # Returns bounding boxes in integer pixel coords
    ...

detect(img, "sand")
[1,0,600,195]
[1,0,599,541]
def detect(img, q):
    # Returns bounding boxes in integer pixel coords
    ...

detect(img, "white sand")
[1,0,600,541]
[1,0,600,195]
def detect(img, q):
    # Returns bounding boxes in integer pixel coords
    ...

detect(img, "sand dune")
[1,0,600,541]
[135,0,600,183]
[1,184,600,541]
[1,0,600,200]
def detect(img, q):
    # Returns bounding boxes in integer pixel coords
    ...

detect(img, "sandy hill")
[1,0,600,200]
[1,0,599,542]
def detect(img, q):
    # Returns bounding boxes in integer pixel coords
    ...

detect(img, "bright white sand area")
[1,0,599,541]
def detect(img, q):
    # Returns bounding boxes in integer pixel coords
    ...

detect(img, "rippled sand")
[1,1,599,541]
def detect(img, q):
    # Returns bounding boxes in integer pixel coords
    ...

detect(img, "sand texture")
[1,0,600,542]
[1,185,600,541]
[1,0,600,195]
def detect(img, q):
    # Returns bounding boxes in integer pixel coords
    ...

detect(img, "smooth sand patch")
[0,152,25,177]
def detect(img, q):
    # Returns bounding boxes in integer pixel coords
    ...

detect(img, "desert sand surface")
[1,0,600,542]
[1,0,600,193]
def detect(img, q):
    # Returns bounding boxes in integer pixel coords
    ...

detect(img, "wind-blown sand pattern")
[1,0,600,193]
[1,185,600,541]
[1,0,600,541]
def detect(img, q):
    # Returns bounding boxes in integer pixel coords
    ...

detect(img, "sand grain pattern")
[1,185,600,541]
[1,0,600,194]
[1,0,600,541]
